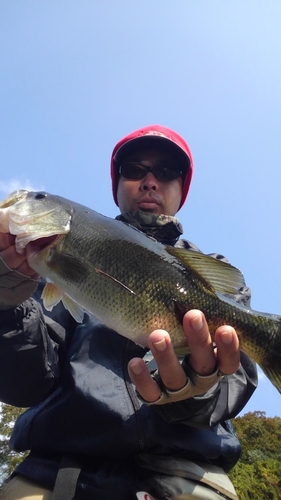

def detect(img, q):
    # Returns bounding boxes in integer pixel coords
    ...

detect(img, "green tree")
[229,412,281,499]
[0,404,28,484]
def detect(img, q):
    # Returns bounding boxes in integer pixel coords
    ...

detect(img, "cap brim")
[114,136,190,173]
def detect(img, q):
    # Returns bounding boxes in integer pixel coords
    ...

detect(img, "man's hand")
[128,310,240,404]
[0,232,39,310]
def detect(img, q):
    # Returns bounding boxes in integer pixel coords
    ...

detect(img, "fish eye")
[34,192,47,200]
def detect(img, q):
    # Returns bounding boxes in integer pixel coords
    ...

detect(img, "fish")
[0,190,281,393]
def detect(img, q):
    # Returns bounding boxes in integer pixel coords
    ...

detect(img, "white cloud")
[0,180,44,196]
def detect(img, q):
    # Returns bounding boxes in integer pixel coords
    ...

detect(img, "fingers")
[0,232,16,250]
[184,310,240,375]
[0,233,36,277]
[128,358,161,403]
[215,325,240,375]
[0,232,39,309]
[149,330,187,390]
[128,310,241,405]
[128,329,187,403]
[183,310,216,375]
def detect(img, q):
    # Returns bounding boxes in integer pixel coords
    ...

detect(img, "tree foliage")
[0,404,28,484]
[229,411,281,499]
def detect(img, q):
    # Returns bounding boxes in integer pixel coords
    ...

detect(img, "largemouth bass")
[0,190,281,393]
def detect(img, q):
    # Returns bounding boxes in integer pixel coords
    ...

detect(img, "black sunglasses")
[119,162,183,182]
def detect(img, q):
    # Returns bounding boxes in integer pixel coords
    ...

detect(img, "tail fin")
[261,365,281,394]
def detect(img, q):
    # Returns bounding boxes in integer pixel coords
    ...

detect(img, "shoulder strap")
[51,456,82,500]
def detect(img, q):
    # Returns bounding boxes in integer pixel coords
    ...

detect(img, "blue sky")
[1,1,281,418]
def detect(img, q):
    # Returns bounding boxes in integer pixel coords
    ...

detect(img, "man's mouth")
[137,197,160,210]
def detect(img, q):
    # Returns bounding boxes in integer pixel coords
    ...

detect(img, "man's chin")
[138,208,162,215]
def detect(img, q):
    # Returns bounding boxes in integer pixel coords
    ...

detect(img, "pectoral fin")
[62,295,84,323]
[41,282,84,322]
[41,282,64,310]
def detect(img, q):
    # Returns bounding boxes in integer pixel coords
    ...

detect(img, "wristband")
[137,356,224,406]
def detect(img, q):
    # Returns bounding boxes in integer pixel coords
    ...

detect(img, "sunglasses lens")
[120,164,147,179]
[153,165,182,181]
[119,163,183,181]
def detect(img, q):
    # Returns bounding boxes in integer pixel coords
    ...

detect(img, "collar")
[115,210,183,245]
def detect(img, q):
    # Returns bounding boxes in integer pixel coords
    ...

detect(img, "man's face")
[116,148,183,216]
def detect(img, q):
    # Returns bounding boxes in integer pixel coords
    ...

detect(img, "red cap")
[111,124,193,211]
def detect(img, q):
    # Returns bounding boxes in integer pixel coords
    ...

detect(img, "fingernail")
[190,313,203,331]
[220,328,233,345]
[129,362,143,375]
[153,338,167,352]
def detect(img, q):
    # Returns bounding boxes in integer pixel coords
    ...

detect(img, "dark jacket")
[0,214,257,499]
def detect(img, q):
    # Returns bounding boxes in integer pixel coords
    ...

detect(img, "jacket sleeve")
[0,283,76,407]
[153,239,258,427]
[152,351,258,427]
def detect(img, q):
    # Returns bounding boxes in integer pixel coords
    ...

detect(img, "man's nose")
[140,172,158,191]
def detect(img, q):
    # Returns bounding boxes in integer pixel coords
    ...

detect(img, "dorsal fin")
[166,247,246,296]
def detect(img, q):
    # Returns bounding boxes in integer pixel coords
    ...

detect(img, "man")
[0,125,257,499]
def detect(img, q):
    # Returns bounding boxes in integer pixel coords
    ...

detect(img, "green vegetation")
[0,405,281,498]
[0,404,28,483]
[230,411,281,499]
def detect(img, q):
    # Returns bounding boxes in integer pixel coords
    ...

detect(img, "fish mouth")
[26,234,59,262]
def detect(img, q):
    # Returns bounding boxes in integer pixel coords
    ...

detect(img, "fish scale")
[0,190,281,394]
